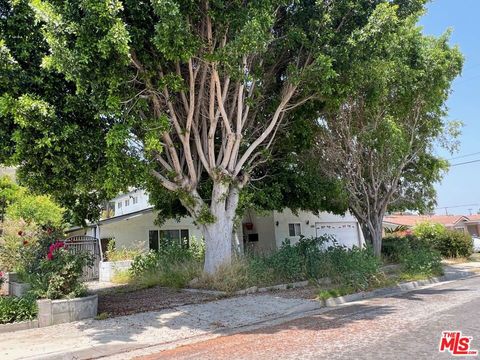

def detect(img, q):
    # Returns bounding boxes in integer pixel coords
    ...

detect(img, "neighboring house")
[67,190,365,255]
[383,214,480,236]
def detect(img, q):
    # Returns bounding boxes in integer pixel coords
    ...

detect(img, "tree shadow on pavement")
[389,287,470,301]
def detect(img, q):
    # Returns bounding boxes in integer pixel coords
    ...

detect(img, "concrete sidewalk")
[0,261,478,360]
[0,294,319,360]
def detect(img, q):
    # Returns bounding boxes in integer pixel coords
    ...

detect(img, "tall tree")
[25,0,395,273]
[316,3,463,256]
[1,0,428,273]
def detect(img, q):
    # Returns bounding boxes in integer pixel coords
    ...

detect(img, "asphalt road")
[138,275,480,360]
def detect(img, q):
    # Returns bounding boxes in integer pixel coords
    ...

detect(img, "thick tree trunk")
[359,217,384,257]
[201,216,234,274]
[199,181,240,274]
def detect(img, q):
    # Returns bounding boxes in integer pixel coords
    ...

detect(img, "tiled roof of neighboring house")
[383,214,468,228]
[466,214,480,221]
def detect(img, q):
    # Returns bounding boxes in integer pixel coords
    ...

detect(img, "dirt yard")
[94,285,223,317]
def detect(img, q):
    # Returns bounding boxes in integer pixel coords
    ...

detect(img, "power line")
[435,203,479,210]
[448,151,480,161]
[450,159,480,167]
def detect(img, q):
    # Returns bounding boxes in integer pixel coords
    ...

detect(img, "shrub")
[399,245,442,277]
[105,240,141,262]
[382,235,414,263]
[197,238,383,293]
[6,194,64,228]
[412,222,447,241]
[383,234,443,277]
[319,244,383,291]
[129,241,204,289]
[28,241,93,299]
[432,230,473,258]
[412,222,473,258]
[0,176,64,228]
[0,295,37,324]
[0,219,41,272]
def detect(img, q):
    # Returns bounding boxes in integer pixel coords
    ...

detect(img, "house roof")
[383,214,469,228]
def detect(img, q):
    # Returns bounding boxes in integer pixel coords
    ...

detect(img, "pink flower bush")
[47,241,65,261]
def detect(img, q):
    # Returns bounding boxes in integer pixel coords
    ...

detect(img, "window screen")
[288,223,301,236]
[149,230,159,251]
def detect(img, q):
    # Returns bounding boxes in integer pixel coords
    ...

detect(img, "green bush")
[320,244,383,291]
[0,218,64,277]
[382,234,443,277]
[28,242,93,299]
[432,230,473,258]
[399,245,442,277]
[129,241,204,289]
[382,235,414,263]
[0,295,37,324]
[412,222,473,258]
[197,238,383,293]
[0,175,64,228]
[105,240,141,262]
[412,222,447,241]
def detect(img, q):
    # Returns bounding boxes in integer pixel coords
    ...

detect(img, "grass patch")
[111,269,132,284]
[317,287,352,301]
[398,272,441,282]
[133,260,202,289]
[95,312,110,320]
[105,240,141,262]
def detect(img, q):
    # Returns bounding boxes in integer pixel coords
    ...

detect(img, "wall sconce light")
[306,220,310,225]
[275,221,279,226]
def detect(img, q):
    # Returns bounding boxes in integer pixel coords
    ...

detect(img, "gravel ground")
[95,285,221,317]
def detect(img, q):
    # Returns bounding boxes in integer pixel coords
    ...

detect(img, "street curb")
[321,270,477,307]
[183,280,311,296]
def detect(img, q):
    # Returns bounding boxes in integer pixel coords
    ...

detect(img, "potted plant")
[244,222,254,231]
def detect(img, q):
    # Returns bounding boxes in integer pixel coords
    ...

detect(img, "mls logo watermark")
[439,331,478,356]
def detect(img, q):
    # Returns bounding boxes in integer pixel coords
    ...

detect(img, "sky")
[420,0,480,216]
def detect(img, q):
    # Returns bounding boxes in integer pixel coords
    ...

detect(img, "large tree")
[316,4,463,256]
[25,0,387,273]
[1,0,428,273]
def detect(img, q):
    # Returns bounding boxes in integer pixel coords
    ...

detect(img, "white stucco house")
[67,189,365,256]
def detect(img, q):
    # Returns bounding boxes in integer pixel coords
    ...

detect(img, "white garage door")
[315,222,360,248]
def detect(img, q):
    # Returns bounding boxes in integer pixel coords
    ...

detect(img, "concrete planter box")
[1,272,31,297]
[99,260,133,282]
[0,320,38,334]
[10,281,31,297]
[37,294,98,327]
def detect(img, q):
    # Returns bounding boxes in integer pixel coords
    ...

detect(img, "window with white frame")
[288,223,301,237]
[132,196,138,205]
[117,201,122,209]
[124,199,130,206]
